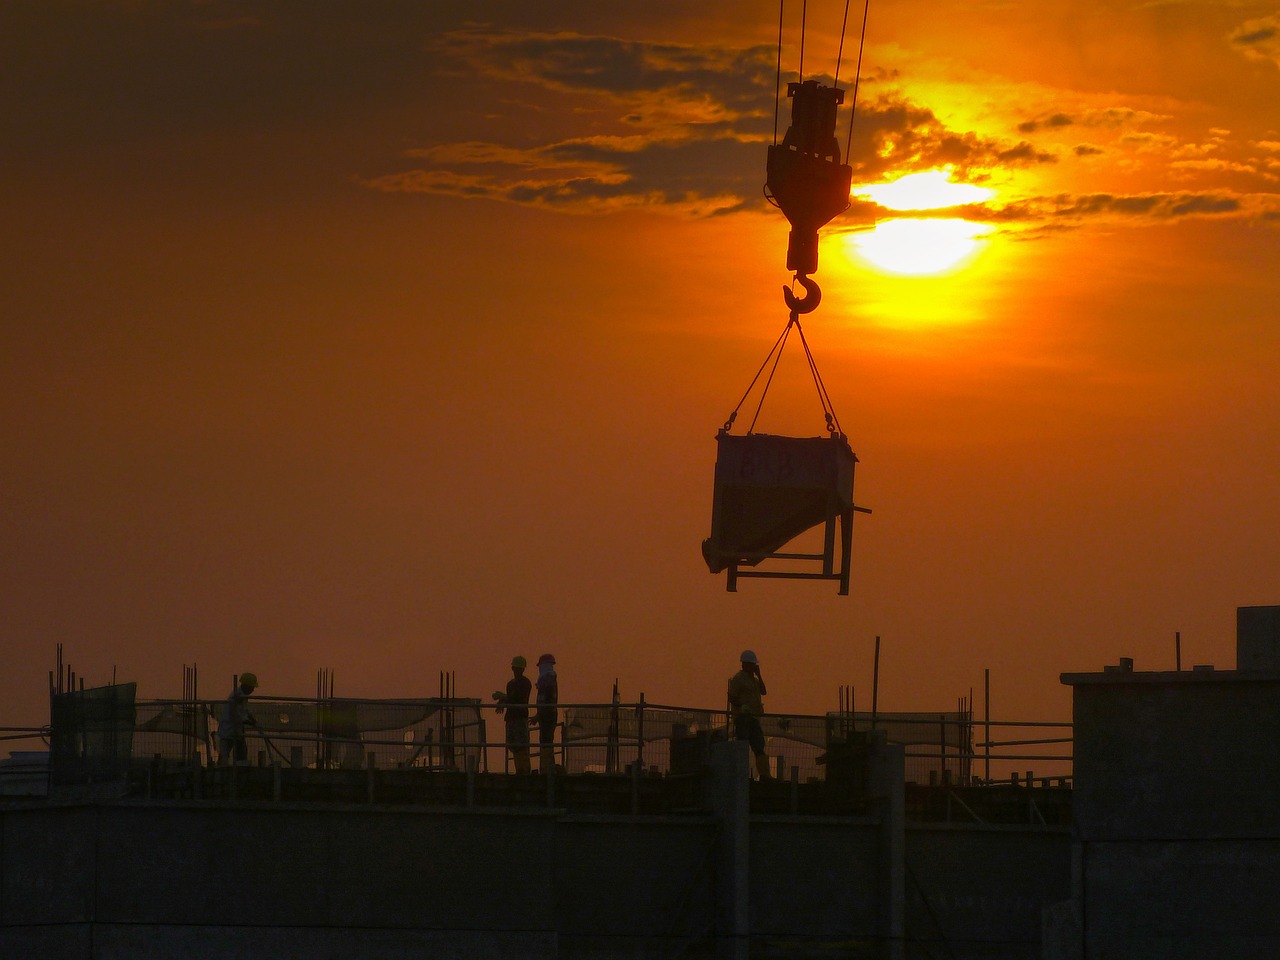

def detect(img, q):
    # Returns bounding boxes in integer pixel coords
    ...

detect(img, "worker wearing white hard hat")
[728,650,770,780]
[218,672,259,766]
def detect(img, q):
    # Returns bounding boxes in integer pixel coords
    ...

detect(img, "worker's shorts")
[733,714,766,756]
[220,736,247,764]
[506,719,530,749]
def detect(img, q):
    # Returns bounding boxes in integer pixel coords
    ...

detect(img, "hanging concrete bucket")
[701,432,861,594]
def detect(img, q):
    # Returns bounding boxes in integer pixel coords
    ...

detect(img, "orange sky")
[3,1,1279,730]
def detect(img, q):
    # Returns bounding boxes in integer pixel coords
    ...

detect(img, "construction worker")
[535,653,558,774]
[728,651,771,780]
[493,656,532,774]
[218,672,258,766]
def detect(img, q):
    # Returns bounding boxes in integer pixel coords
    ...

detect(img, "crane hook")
[782,274,822,314]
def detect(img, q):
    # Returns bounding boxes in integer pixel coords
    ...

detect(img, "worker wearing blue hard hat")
[535,653,559,774]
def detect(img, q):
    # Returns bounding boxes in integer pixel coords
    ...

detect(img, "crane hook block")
[766,80,854,276]
[783,274,822,314]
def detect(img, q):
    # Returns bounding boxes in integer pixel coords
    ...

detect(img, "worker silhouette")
[535,653,558,774]
[218,672,258,766]
[493,656,532,774]
[728,651,771,780]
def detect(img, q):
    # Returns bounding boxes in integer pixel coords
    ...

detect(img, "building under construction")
[2,605,1277,958]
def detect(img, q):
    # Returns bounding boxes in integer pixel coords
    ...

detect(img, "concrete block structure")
[1056,605,1280,959]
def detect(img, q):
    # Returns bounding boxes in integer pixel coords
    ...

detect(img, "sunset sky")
[4,1,1279,731]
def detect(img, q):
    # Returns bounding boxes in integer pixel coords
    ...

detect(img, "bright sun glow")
[849,169,995,276]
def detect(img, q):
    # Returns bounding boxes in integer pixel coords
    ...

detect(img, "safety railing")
[120,701,1064,783]
[0,727,51,798]
[47,696,1072,789]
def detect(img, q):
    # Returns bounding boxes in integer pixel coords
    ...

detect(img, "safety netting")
[54,684,969,786]
[558,707,971,784]
[50,683,137,784]
[131,697,485,771]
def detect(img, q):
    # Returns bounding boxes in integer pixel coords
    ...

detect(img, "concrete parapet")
[0,924,555,960]
[1,767,1072,960]
[1238,604,1280,671]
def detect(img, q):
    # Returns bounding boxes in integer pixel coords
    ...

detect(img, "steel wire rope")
[834,0,852,86]
[798,0,808,80]
[844,0,872,164]
[772,0,785,146]
[793,315,845,436]
[724,304,847,437]
[720,318,795,432]
[747,318,797,433]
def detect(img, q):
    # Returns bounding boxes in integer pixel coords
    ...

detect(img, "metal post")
[637,692,646,769]
[871,636,881,730]
[984,668,991,784]
[939,718,946,784]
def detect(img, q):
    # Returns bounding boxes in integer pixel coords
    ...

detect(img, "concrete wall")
[0,802,563,960]
[554,815,718,957]
[1081,839,1280,960]
[1071,673,1280,840]
[1060,664,1280,959]
[906,825,1071,960]
[2,761,1072,960]
[750,816,881,945]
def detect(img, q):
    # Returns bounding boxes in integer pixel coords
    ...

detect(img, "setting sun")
[849,169,995,276]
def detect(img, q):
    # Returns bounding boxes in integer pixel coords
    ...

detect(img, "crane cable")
[841,0,872,165]
[734,0,866,439]
[720,309,845,439]
[770,0,871,164]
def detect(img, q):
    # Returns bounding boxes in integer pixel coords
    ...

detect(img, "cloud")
[375,31,1061,216]
[370,28,1279,233]
[1171,158,1259,175]
[433,27,776,132]
[1079,108,1171,128]
[1017,112,1074,133]
[973,190,1280,227]
[366,132,759,216]
[1230,14,1280,67]
[836,188,1280,234]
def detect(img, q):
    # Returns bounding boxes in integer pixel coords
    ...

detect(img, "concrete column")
[867,731,905,960]
[708,739,750,960]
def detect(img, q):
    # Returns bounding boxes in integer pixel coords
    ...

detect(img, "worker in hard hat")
[218,672,259,767]
[535,653,559,774]
[728,651,771,780]
[493,656,532,774]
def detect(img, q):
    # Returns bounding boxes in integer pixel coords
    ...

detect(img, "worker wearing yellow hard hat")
[218,671,260,766]
[493,655,532,774]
